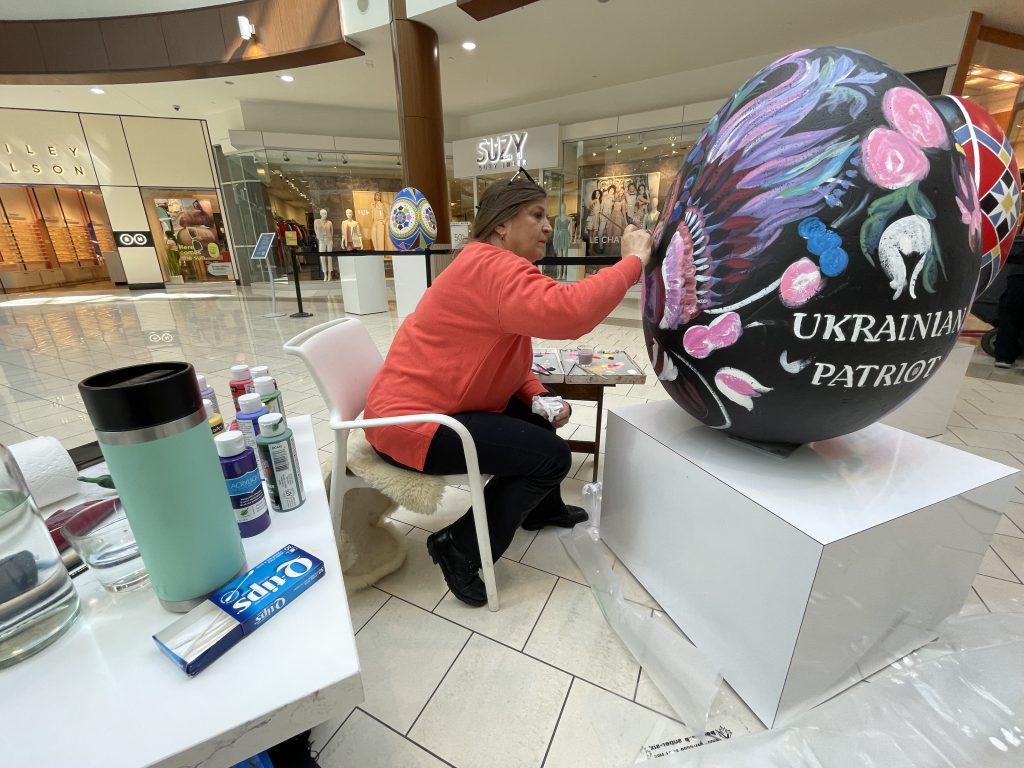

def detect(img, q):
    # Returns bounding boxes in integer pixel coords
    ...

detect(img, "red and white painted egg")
[932,95,1022,293]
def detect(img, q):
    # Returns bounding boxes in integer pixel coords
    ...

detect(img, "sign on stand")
[251,232,285,318]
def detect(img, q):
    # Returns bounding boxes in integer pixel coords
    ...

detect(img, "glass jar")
[0,444,80,668]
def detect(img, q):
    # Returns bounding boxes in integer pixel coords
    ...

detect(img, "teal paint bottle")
[256,413,306,512]
[253,375,286,420]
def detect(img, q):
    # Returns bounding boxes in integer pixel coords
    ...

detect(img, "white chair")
[284,317,499,611]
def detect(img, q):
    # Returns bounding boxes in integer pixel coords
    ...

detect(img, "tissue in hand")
[531,395,563,423]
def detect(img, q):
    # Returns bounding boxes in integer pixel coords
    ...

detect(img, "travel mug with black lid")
[79,362,245,612]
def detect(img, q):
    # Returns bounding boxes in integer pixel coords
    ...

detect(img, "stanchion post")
[289,246,313,319]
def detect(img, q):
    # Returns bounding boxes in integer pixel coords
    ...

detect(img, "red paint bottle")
[229,364,254,412]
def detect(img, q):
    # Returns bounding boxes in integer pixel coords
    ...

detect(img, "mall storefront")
[0,108,232,292]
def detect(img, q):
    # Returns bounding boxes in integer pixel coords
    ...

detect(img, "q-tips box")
[153,544,324,676]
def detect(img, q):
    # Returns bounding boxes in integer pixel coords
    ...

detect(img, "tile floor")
[1,282,1022,767]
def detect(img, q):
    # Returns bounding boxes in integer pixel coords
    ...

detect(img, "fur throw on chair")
[346,429,445,516]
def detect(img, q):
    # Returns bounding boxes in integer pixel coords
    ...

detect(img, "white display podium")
[339,254,387,315]
[601,401,1017,728]
[880,342,974,437]
[392,251,428,319]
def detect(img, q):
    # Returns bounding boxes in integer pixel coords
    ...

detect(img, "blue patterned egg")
[643,47,980,446]
[389,187,437,250]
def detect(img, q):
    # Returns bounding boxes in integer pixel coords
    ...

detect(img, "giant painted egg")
[932,95,1021,293]
[643,47,981,446]
[388,187,438,250]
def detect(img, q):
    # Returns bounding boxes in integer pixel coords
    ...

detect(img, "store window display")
[351,190,395,252]
[0,186,114,290]
[144,192,232,284]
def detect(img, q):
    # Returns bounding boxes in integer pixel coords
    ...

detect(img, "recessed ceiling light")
[90,87,105,95]
[462,41,476,51]
[643,146,647,150]
[617,149,621,153]
[279,74,294,82]
[997,73,1016,82]
[224,80,235,85]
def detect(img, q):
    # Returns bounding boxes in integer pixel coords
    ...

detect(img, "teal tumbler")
[80,363,245,612]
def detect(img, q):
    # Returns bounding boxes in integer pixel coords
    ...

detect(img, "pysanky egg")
[932,95,1021,293]
[643,47,980,447]
[389,187,438,250]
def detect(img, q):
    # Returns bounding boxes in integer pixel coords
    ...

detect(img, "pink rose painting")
[861,128,930,190]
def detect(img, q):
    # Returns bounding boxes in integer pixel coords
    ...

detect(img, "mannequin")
[341,209,363,251]
[370,191,387,250]
[553,202,571,259]
[314,209,334,281]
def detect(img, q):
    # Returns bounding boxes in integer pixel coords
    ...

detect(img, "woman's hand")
[552,398,572,429]
[621,224,653,268]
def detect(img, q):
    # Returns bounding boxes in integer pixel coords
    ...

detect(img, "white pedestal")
[601,401,1017,728]
[339,254,387,315]
[393,252,428,319]
[880,342,974,437]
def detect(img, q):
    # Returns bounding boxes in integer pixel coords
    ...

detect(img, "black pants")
[377,397,571,562]
[995,274,1024,364]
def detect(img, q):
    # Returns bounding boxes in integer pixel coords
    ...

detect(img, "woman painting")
[364,171,653,606]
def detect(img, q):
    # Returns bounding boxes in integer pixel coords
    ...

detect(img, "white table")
[2,416,362,768]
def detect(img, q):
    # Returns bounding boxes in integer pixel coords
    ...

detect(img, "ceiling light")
[90,87,105,95]
[592,152,596,157]
[256,167,265,175]
[997,73,1016,82]
[617,149,621,153]
[279,74,294,83]
[643,146,647,150]
[670,142,675,147]
[462,41,476,51]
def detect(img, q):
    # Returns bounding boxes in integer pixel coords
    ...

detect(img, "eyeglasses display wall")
[0,186,115,290]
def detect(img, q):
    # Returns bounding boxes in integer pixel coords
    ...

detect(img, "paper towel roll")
[9,436,80,508]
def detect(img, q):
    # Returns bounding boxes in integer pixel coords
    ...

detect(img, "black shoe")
[521,504,589,531]
[426,528,487,607]
[995,360,1013,369]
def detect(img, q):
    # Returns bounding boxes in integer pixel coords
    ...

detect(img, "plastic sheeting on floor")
[559,520,1024,768]
[560,524,723,740]
[645,612,1024,766]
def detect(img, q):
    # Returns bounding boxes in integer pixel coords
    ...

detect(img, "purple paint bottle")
[214,431,270,538]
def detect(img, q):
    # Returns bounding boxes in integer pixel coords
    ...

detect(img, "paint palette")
[643,47,980,446]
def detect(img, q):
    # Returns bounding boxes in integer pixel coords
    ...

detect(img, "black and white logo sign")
[114,231,153,247]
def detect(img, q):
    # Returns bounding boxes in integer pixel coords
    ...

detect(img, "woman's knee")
[543,435,572,480]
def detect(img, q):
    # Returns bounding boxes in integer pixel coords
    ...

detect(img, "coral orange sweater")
[364,241,642,470]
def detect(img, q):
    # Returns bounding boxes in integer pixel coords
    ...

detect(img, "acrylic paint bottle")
[204,398,225,436]
[214,431,271,538]
[196,373,220,416]
[229,364,254,411]
[250,365,278,391]
[253,376,286,420]
[235,393,268,455]
[256,413,306,512]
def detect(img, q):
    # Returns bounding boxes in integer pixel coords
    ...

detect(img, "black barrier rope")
[282,246,626,319]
